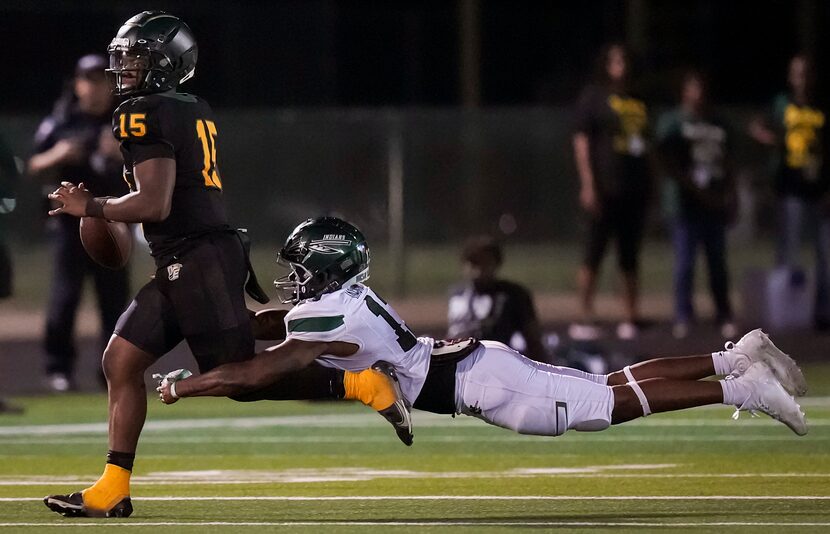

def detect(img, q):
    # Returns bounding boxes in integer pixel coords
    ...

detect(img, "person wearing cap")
[28,54,130,392]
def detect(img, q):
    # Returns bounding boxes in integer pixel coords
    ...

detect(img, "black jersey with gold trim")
[112,91,229,263]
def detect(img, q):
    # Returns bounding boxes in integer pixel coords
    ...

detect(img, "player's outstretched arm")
[158,338,357,402]
[47,158,175,222]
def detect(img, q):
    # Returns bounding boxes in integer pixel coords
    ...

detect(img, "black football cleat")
[44,492,133,518]
[371,360,414,446]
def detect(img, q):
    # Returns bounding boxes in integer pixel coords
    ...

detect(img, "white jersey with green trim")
[284,284,433,403]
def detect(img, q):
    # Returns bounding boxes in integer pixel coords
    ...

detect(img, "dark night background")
[0,0,826,111]
[0,0,827,246]
[2,0,830,395]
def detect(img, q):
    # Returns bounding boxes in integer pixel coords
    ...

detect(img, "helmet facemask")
[273,247,370,305]
[274,260,316,304]
[106,48,155,96]
[107,46,192,96]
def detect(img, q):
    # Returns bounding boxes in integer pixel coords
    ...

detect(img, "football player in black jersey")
[44,12,409,518]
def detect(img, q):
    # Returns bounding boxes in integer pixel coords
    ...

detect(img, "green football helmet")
[106,11,197,96]
[275,217,370,304]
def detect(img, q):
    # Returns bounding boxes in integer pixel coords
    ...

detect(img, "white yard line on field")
[0,412,827,436]
[3,464,830,486]
[3,495,830,501]
[3,521,830,528]
[2,521,830,528]
[0,433,824,446]
[0,464,672,486]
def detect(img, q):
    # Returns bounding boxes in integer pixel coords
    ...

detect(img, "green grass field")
[0,364,828,532]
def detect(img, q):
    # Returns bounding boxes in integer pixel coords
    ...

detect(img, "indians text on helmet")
[308,236,351,254]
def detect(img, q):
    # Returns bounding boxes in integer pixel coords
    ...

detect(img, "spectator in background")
[0,131,19,299]
[447,235,548,362]
[749,54,829,331]
[0,130,24,414]
[657,71,737,340]
[570,43,651,341]
[27,54,130,392]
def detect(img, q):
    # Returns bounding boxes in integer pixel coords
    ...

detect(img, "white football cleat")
[731,362,807,436]
[723,329,807,397]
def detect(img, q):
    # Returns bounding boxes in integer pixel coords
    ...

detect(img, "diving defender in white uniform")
[157,217,808,438]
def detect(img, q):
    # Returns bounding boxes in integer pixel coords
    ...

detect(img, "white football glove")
[153,368,193,404]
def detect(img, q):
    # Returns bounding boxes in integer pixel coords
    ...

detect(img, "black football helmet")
[106,11,197,96]
[275,217,371,304]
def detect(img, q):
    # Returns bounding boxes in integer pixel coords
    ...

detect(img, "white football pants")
[454,341,614,436]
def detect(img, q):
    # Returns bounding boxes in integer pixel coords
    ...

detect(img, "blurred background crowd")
[0,0,828,398]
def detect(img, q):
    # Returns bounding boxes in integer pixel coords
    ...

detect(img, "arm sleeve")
[284,308,348,343]
[126,139,174,165]
[114,99,175,165]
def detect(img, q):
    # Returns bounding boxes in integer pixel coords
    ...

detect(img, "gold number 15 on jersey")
[118,113,146,137]
[196,119,222,190]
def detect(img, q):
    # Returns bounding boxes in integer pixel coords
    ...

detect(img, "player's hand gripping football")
[153,369,193,405]
[47,181,92,217]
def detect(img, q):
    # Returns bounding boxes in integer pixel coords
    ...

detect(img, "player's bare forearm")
[99,192,162,222]
[46,158,175,220]
[171,339,328,399]
[171,362,263,398]
[101,158,175,222]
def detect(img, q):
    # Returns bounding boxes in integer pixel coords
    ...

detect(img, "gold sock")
[81,464,131,512]
[344,369,396,410]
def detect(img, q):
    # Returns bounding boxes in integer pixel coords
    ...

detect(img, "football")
[79,217,132,270]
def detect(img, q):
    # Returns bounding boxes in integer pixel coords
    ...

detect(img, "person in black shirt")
[0,131,18,300]
[0,131,23,415]
[749,54,829,330]
[570,44,651,341]
[657,71,736,339]
[43,12,407,519]
[447,236,547,362]
[27,54,130,392]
